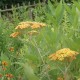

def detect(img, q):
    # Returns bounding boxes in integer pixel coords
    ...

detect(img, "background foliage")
[0,0,80,80]
[0,0,78,9]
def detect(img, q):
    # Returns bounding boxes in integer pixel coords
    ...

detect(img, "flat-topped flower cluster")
[10,21,46,38]
[49,48,79,61]
[15,21,46,29]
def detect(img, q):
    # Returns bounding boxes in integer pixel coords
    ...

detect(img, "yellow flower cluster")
[15,21,46,30]
[49,48,79,61]
[10,21,46,38]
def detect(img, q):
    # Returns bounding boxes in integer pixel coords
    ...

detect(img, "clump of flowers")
[49,48,79,61]
[1,61,8,71]
[10,21,46,38]
[6,73,13,80]
[15,21,46,30]
[1,61,13,80]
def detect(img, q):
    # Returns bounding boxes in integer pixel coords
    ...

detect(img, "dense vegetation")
[0,0,78,9]
[0,0,80,80]
[0,0,42,9]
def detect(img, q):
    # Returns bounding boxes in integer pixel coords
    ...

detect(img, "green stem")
[63,61,72,80]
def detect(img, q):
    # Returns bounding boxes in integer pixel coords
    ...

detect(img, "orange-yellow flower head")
[9,47,14,52]
[6,73,13,78]
[10,32,20,38]
[2,61,8,66]
[49,48,79,61]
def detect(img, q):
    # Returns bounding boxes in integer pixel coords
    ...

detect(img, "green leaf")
[55,1,64,24]
[64,3,71,14]
[24,63,40,80]
[0,53,11,66]
[74,1,80,10]
[48,0,55,16]
[72,13,78,28]
[1,53,9,61]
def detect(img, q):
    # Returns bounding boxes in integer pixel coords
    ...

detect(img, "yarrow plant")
[49,48,79,61]
[49,48,79,80]
[9,21,47,80]
[0,61,14,80]
[0,1,80,80]
[15,21,46,29]
[10,21,46,38]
